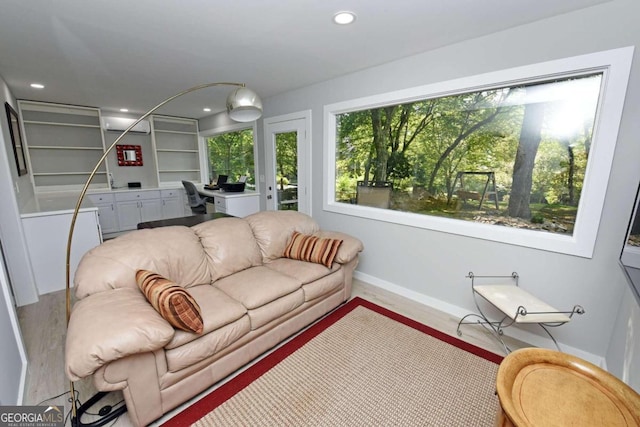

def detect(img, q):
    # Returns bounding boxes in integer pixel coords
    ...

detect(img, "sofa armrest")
[65,288,175,381]
[314,231,364,264]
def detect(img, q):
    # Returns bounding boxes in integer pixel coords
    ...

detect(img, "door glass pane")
[275,131,298,211]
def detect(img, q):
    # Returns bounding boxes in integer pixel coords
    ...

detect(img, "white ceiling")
[0,0,610,119]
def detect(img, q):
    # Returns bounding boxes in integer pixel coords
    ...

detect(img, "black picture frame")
[5,102,27,176]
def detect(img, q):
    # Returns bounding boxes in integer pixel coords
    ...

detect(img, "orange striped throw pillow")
[135,270,204,334]
[283,231,343,268]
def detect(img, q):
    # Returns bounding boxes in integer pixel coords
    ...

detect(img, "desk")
[137,212,231,229]
[197,187,260,217]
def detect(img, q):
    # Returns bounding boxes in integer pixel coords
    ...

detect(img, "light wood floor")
[17,278,529,426]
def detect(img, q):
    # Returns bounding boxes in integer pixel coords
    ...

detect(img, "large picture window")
[206,128,256,189]
[324,48,633,257]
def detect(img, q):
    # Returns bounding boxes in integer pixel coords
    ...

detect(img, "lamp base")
[71,391,127,427]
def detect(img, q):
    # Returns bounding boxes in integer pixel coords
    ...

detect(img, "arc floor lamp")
[64,82,262,426]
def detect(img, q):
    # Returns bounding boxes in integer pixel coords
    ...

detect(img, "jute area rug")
[164,297,504,426]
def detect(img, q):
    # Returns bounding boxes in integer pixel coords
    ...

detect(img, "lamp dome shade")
[226,86,263,122]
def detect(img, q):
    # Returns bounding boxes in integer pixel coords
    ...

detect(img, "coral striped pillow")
[135,270,204,334]
[283,231,343,268]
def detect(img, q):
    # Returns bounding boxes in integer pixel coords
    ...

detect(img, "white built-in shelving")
[18,101,109,190]
[18,101,205,192]
[152,116,201,185]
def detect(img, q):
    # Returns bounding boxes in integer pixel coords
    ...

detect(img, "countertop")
[198,185,260,199]
[20,192,97,218]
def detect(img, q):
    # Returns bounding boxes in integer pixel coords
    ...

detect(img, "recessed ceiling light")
[120,108,129,112]
[203,108,211,112]
[333,11,356,25]
[30,83,45,89]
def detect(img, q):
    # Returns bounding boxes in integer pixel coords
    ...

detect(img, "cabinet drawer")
[213,196,227,209]
[115,190,161,202]
[161,189,182,198]
[88,193,114,204]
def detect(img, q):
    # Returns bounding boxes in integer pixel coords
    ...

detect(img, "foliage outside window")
[324,48,633,257]
[335,74,601,235]
[275,132,298,190]
[207,128,255,189]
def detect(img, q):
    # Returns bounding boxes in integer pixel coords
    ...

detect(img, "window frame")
[323,47,634,258]
[200,121,259,187]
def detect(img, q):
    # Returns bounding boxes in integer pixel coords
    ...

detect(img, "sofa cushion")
[302,270,345,302]
[136,270,203,333]
[192,217,263,282]
[165,316,251,372]
[245,211,319,262]
[165,285,248,350]
[264,258,339,284]
[247,289,304,330]
[74,226,211,298]
[283,231,343,268]
[214,266,301,310]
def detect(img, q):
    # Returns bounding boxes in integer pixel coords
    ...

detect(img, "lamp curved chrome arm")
[64,82,262,424]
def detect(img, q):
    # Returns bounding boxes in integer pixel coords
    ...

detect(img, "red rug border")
[162,296,503,426]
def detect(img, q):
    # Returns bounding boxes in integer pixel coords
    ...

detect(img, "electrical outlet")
[259,175,265,183]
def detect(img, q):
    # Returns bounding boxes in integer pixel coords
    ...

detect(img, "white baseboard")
[354,271,606,369]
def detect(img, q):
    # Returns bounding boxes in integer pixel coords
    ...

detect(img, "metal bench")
[456,272,584,353]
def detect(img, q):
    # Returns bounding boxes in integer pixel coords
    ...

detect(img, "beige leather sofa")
[65,211,363,426]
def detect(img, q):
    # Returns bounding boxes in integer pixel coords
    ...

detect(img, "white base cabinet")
[160,189,184,219]
[115,191,163,231]
[21,209,101,295]
[89,188,187,235]
[87,193,119,234]
[212,192,260,217]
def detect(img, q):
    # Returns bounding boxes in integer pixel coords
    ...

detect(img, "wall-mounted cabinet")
[19,101,109,191]
[152,116,201,185]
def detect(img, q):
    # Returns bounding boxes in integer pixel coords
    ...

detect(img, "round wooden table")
[495,348,640,427]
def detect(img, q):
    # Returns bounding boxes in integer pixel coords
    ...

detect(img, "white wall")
[0,259,27,404]
[0,75,38,306]
[0,75,29,401]
[607,284,640,390]
[260,0,640,386]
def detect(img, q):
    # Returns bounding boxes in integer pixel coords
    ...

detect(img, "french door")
[263,111,311,214]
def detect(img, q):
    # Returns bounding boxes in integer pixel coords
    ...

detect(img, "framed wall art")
[5,102,27,176]
[116,144,143,166]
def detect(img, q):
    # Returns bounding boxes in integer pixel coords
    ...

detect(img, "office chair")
[182,180,207,214]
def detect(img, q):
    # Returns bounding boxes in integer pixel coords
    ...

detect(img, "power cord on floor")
[35,388,79,427]
[81,399,125,417]
[36,389,77,406]
[35,388,125,427]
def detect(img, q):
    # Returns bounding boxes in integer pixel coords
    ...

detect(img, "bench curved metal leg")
[457,285,516,354]
[539,324,562,352]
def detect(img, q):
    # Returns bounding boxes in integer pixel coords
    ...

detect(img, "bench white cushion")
[474,284,571,324]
